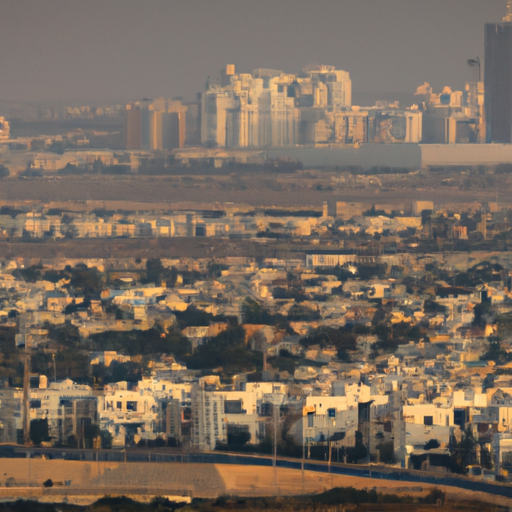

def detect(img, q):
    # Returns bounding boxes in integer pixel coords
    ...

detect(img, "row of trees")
[29,418,112,449]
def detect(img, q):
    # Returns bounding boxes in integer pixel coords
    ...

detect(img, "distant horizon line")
[0,91,420,109]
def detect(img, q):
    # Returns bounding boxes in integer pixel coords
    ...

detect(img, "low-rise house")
[98,383,159,447]
[190,378,288,450]
[90,351,131,366]
[402,403,454,427]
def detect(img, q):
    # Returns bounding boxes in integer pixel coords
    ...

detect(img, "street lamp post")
[269,395,284,495]
[301,434,305,494]
[273,402,277,468]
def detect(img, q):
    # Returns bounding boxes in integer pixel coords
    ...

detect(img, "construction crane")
[467,57,481,83]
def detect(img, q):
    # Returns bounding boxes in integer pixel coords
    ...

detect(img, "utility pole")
[301,428,305,495]
[273,402,278,495]
[328,420,335,474]
[22,347,31,445]
[273,403,277,467]
[19,310,32,445]
[270,398,284,495]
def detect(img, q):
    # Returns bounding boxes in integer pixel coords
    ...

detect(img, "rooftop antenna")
[504,0,512,22]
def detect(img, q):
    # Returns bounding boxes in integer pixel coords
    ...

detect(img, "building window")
[225,400,244,414]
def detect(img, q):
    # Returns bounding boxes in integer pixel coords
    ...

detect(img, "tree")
[67,266,104,296]
[0,165,9,179]
[83,423,100,449]
[20,168,42,177]
[358,263,387,280]
[227,425,251,446]
[242,298,287,328]
[346,431,367,463]
[208,262,229,279]
[472,301,493,328]
[166,266,178,287]
[377,441,396,464]
[497,312,512,338]
[145,258,165,285]
[450,426,477,474]
[101,429,113,449]
[109,361,143,383]
[175,305,224,328]
[15,265,42,283]
[287,303,320,321]
[90,326,190,358]
[300,327,356,352]
[483,338,508,363]
[142,258,178,287]
[185,325,260,373]
[47,322,80,349]
[423,300,447,315]
[424,439,440,450]
[30,418,49,445]
[421,488,445,505]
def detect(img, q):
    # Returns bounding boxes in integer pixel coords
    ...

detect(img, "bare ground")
[0,459,510,509]
[0,237,305,260]
[0,172,509,209]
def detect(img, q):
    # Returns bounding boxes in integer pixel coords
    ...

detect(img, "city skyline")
[0,0,508,103]
[5,2,512,506]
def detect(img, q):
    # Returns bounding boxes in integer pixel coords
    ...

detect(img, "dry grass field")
[0,170,510,209]
[0,459,510,509]
[0,170,508,260]
[0,237,304,260]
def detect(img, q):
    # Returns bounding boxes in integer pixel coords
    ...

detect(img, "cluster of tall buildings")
[201,64,422,148]
[416,81,485,144]
[122,65,424,151]
[119,2,512,151]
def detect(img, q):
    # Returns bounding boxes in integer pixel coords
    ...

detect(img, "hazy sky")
[0,0,508,103]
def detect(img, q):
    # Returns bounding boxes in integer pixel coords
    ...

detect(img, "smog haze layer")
[0,0,507,103]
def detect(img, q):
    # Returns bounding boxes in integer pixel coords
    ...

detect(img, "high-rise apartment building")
[485,1,512,142]
[124,99,187,150]
[149,106,164,150]
[184,99,201,146]
[416,82,484,144]
[201,64,352,148]
[166,100,188,150]
[124,104,143,150]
